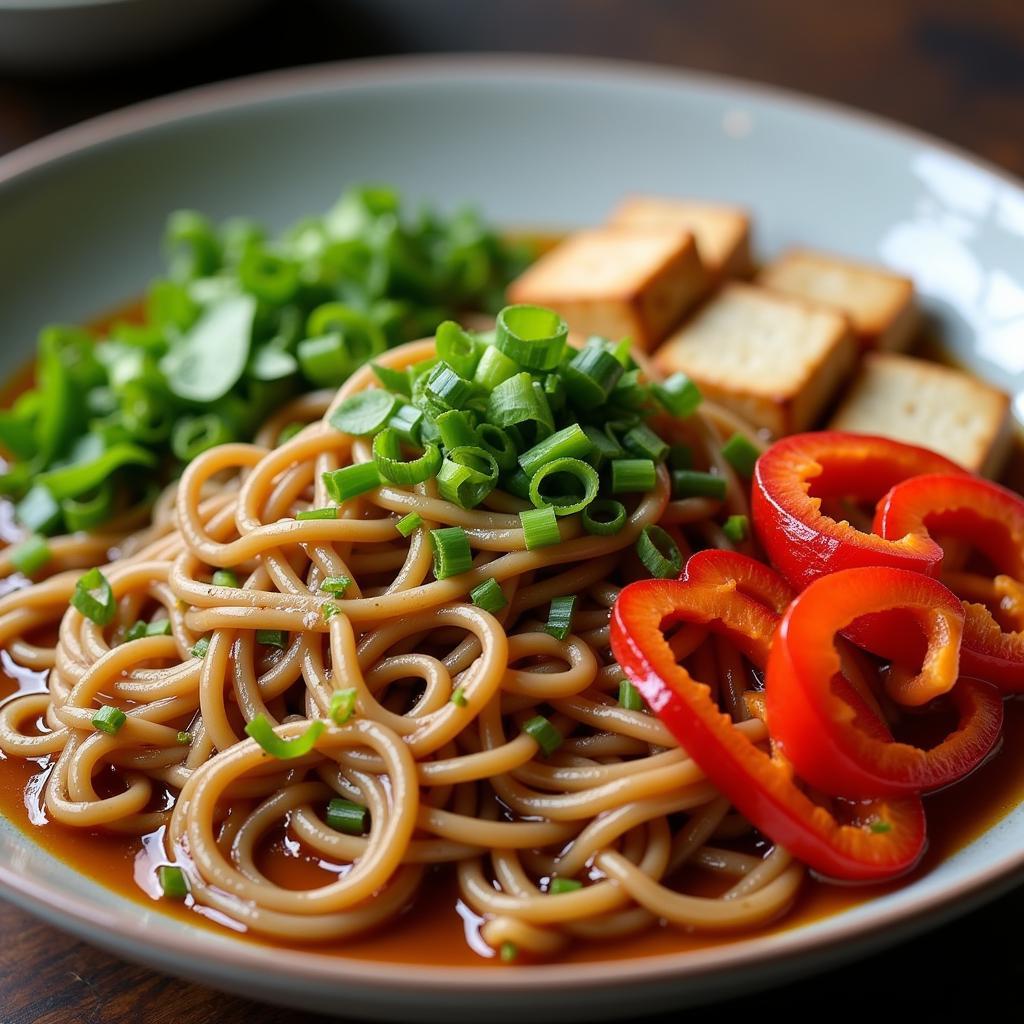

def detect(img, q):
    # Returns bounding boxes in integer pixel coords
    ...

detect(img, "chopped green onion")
[618,679,644,711]
[435,320,483,378]
[523,714,563,756]
[582,425,624,470]
[671,470,727,501]
[244,715,324,760]
[321,601,340,621]
[71,568,116,626]
[653,372,702,418]
[623,423,669,463]
[61,483,114,532]
[329,688,357,725]
[721,434,761,478]
[158,864,190,901]
[320,575,352,596]
[328,390,398,436]
[92,704,127,735]
[502,468,532,501]
[437,447,498,509]
[424,362,476,410]
[388,403,424,445]
[430,526,473,579]
[256,629,287,648]
[435,409,478,451]
[372,361,412,397]
[581,499,627,536]
[475,423,518,473]
[528,457,599,516]
[190,637,210,658]
[10,535,52,576]
[450,686,468,708]
[636,525,683,579]
[175,731,192,745]
[549,877,583,894]
[499,941,518,963]
[473,344,520,390]
[562,344,624,409]
[545,595,576,640]
[211,569,239,588]
[610,459,656,494]
[723,514,750,543]
[470,577,507,614]
[296,506,338,521]
[323,462,381,502]
[495,305,568,370]
[487,372,554,437]
[325,797,369,834]
[372,429,442,486]
[668,444,693,471]
[15,484,62,535]
[396,512,422,537]
[519,506,561,550]
[518,423,593,478]
[125,619,172,642]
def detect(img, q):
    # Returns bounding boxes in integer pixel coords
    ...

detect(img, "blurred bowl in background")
[0,0,265,73]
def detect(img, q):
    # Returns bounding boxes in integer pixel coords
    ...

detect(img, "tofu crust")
[758,247,917,351]
[830,352,1012,476]
[653,283,857,436]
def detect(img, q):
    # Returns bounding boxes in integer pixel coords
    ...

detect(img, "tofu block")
[608,195,752,279]
[830,352,1012,476]
[758,248,917,351]
[507,227,706,351]
[654,283,857,436]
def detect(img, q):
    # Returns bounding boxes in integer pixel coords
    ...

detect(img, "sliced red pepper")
[766,566,1002,798]
[752,431,963,591]
[610,550,927,883]
[875,473,1024,690]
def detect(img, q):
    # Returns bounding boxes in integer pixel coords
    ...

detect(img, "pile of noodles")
[0,338,804,958]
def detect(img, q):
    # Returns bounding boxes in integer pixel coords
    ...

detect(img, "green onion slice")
[450,686,468,708]
[581,499,627,536]
[518,423,593,478]
[320,575,352,596]
[723,514,749,543]
[495,305,568,370]
[92,704,127,734]
[545,595,576,640]
[71,568,116,626]
[323,462,381,502]
[636,525,683,579]
[721,433,761,478]
[528,457,599,516]
[519,506,561,550]
[329,688,357,725]
[256,629,287,648]
[245,715,325,760]
[429,526,473,579]
[437,446,499,509]
[470,577,507,614]
[326,797,368,834]
[618,679,644,711]
[372,429,442,486]
[549,877,583,894]
[158,864,190,901]
[610,458,656,494]
[10,535,52,577]
[297,506,338,521]
[523,714,563,756]
[396,512,422,537]
[672,470,727,501]
[653,372,702,418]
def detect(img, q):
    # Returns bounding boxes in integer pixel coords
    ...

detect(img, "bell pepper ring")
[751,431,964,591]
[766,566,1003,799]
[875,473,1024,691]
[610,550,927,883]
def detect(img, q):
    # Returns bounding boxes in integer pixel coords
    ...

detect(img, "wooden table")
[1,1,1023,1019]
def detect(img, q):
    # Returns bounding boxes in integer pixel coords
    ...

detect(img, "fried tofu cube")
[608,195,752,279]
[654,283,857,436]
[758,248,917,351]
[830,352,1012,476]
[507,227,707,351]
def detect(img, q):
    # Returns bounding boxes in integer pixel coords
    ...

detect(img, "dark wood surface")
[1,1,1023,1020]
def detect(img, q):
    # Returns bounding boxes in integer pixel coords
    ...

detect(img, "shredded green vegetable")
[0,186,530,535]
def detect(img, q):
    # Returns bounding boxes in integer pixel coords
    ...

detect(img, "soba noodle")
[0,338,804,958]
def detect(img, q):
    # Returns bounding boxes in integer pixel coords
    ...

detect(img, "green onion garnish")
[372,428,442,486]
[437,446,499,509]
[435,409,479,451]
[523,714,563,756]
[424,362,476,410]
[435,320,483,378]
[323,462,381,502]
[276,421,305,445]
[92,705,127,735]
[610,458,656,494]
[549,877,583,894]
[190,637,210,658]
[15,484,62,535]
[721,434,760,478]
[329,688,357,725]
[256,629,287,648]
[487,372,555,436]
[622,423,669,463]
[499,941,518,963]
[528,457,599,517]
[668,443,693,471]
[636,525,683,579]
[326,797,369,834]
[245,715,324,760]
[671,470,727,501]
[158,864,190,901]
[473,344,519,391]
[475,423,518,473]
[372,361,412,397]
[125,619,171,642]
[388,402,424,445]
[517,423,592,478]
[71,568,116,626]
[495,304,568,371]
[328,390,398,436]
[545,596,576,640]
[562,344,624,409]
[321,602,340,621]
[618,679,644,711]
[176,730,192,745]
[10,535,52,577]
[320,576,352,596]
[470,577,507,614]
[581,499,627,536]
[296,505,338,521]
[430,526,473,579]
[653,372,702,418]
[582,425,624,469]
[723,514,749,543]
[451,686,468,708]
[211,569,239,588]
[519,506,561,550]
[395,512,423,537]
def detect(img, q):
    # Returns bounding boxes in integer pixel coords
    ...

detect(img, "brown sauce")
[1,296,1023,965]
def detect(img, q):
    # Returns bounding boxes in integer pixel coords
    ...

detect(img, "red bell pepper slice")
[752,431,963,591]
[875,473,1024,690]
[766,566,1003,798]
[611,550,927,883]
